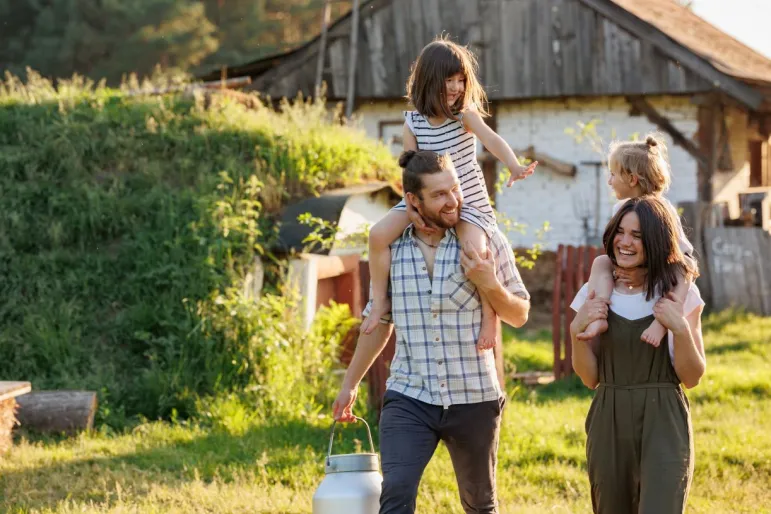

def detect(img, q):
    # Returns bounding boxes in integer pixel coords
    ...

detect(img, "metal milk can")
[312,416,382,514]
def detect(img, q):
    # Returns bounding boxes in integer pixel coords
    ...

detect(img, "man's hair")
[399,150,454,199]
[602,196,698,300]
[406,35,489,120]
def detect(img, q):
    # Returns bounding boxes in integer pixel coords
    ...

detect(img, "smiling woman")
[568,195,707,514]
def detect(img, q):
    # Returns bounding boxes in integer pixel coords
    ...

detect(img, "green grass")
[1,311,768,513]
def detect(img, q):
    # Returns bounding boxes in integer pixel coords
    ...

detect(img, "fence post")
[552,245,564,379]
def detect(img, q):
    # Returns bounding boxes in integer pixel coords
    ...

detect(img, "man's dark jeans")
[378,390,505,514]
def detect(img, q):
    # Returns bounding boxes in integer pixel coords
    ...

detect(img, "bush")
[0,71,399,427]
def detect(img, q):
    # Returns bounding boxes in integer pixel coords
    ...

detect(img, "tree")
[0,0,351,83]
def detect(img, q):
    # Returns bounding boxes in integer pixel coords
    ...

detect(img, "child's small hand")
[507,161,538,186]
[406,202,437,234]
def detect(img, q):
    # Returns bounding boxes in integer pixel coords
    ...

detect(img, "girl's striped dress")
[393,110,496,234]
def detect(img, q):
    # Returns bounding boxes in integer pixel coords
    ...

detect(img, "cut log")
[16,391,97,434]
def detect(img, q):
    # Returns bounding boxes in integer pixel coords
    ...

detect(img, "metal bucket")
[312,416,382,514]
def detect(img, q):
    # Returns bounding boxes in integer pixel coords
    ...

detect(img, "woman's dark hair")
[399,150,454,199]
[406,35,489,120]
[602,196,698,300]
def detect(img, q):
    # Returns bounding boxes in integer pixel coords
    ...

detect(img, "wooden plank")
[0,382,31,403]
[390,0,410,93]
[482,0,503,97]
[542,0,554,96]
[563,246,576,378]
[422,0,442,36]
[328,39,348,98]
[411,0,427,60]
[705,227,771,314]
[515,0,531,97]
[759,229,771,315]
[499,0,515,97]
[617,26,641,93]
[439,0,464,42]
[639,40,660,94]
[603,20,622,95]
[577,0,762,109]
[575,0,594,95]
[553,245,564,379]
[529,0,542,98]
[364,14,387,96]
[559,0,579,97]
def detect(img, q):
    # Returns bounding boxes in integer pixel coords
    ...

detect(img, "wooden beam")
[579,0,763,110]
[0,381,31,403]
[626,96,708,167]
[345,0,361,118]
[314,0,332,96]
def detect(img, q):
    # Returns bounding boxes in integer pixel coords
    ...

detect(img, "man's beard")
[418,201,462,230]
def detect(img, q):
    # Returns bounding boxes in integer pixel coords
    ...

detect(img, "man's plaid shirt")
[364,226,530,407]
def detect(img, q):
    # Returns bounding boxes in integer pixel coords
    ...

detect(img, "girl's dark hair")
[602,196,698,300]
[399,150,454,199]
[406,35,489,120]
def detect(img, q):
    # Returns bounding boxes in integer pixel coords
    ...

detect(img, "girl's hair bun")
[645,135,659,148]
[399,150,417,168]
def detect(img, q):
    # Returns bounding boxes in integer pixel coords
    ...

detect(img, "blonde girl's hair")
[406,35,489,120]
[608,133,672,195]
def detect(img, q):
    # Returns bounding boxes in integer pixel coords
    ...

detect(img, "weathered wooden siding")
[250,0,711,100]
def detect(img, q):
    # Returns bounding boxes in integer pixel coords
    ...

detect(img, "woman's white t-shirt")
[570,283,704,363]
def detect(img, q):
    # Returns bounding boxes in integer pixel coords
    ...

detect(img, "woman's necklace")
[414,234,438,248]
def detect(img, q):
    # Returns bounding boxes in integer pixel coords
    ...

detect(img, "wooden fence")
[704,227,771,315]
[552,245,604,380]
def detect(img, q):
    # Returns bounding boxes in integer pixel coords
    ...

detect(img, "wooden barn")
[203,0,771,252]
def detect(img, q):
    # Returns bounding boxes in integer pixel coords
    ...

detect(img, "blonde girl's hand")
[653,292,689,335]
[507,161,538,186]
[406,200,436,234]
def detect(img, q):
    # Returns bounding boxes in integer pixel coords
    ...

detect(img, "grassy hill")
[0,73,399,427]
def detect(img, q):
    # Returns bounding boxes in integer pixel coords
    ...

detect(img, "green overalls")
[585,311,694,514]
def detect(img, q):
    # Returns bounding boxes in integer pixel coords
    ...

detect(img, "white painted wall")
[354,96,701,250]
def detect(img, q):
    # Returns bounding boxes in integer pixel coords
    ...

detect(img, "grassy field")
[1,310,769,514]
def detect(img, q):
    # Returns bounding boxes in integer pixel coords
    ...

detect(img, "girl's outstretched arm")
[462,108,537,186]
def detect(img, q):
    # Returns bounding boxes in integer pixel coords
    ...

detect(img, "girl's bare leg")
[360,209,410,334]
[641,271,691,346]
[578,256,614,341]
[457,221,497,351]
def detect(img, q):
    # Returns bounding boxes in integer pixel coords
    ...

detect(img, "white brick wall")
[495,97,699,249]
[354,96,700,250]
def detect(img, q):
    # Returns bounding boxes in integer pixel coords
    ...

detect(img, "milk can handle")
[327,416,376,458]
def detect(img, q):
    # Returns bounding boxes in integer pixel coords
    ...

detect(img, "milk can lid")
[325,453,380,474]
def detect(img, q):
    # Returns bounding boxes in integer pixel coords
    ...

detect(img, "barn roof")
[201,0,769,110]
[612,0,771,85]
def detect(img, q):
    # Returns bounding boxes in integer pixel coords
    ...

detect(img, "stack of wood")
[0,382,31,453]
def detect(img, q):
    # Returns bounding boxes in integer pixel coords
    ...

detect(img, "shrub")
[0,71,398,427]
